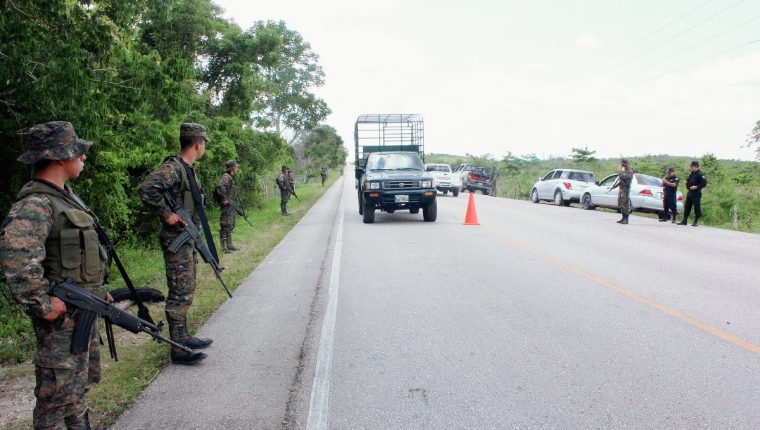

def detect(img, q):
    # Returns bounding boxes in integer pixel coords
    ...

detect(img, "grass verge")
[1,175,340,430]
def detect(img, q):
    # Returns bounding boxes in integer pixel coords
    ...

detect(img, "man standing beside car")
[660,167,679,223]
[613,158,633,225]
[678,160,708,227]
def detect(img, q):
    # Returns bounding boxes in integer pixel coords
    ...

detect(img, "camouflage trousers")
[31,314,99,429]
[160,228,197,341]
[280,190,290,213]
[220,206,236,236]
[618,190,632,215]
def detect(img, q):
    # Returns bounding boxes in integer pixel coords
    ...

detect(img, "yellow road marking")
[486,228,760,355]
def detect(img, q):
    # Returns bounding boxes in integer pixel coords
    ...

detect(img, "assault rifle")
[290,188,301,201]
[163,192,233,298]
[50,279,194,361]
[230,199,253,228]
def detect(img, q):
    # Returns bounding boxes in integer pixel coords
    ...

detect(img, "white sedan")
[580,173,684,216]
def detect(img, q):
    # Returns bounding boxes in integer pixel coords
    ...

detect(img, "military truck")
[354,114,437,223]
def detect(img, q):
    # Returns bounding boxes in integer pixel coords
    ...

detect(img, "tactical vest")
[16,181,109,293]
[165,156,202,223]
[222,172,237,201]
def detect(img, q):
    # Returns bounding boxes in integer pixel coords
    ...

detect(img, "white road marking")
[306,187,345,430]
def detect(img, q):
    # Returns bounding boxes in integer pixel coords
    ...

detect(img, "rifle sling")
[180,162,220,264]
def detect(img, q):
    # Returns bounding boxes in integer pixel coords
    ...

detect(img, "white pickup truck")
[424,163,462,197]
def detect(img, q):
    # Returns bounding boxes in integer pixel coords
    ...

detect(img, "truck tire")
[452,188,459,197]
[358,190,363,215]
[443,189,448,195]
[362,200,375,223]
[423,200,437,222]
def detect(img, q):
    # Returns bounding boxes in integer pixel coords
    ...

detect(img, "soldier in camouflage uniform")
[615,158,634,225]
[320,167,327,186]
[0,121,111,429]
[139,123,212,365]
[215,160,239,253]
[276,165,291,216]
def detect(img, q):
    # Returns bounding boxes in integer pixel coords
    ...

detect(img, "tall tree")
[747,120,760,160]
[570,146,597,163]
[252,21,330,144]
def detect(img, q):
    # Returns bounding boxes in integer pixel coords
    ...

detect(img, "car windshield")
[368,153,424,171]
[568,171,595,182]
[426,165,451,173]
[635,174,662,187]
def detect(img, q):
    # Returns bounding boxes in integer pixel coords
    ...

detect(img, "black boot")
[221,234,230,254]
[678,218,688,225]
[616,214,625,224]
[691,217,699,227]
[179,325,213,349]
[227,233,239,251]
[171,348,207,365]
[621,214,629,225]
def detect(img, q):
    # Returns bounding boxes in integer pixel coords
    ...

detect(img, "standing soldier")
[614,158,634,225]
[679,160,708,227]
[139,123,212,365]
[0,121,111,429]
[660,167,680,223]
[276,165,291,216]
[287,168,296,194]
[320,167,328,186]
[216,160,239,253]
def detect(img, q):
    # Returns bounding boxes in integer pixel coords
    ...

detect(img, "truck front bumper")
[363,189,437,211]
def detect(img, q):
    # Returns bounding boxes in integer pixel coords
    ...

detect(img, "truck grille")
[384,181,420,190]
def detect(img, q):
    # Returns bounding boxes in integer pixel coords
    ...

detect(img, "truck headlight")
[369,182,380,190]
[421,180,433,188]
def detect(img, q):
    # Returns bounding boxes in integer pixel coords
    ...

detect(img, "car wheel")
[554,190,564,206]
[423,200,437,222]
[531,189,539,203]
[409,207,420,214]
[581,193,595,210]
[452,188,459,197]
[362,197,374,223]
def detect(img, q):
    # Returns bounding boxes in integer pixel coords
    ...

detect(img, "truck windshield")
[426,165,451,173]
[368,153,424,171]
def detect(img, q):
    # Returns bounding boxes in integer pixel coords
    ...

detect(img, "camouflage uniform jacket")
[276,172,290,192]
[0,180,109,366]
[215,172,237,206]
[139,156,203,232]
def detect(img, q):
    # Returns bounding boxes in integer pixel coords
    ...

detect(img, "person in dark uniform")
[678,160,708,227]
[660,167,679,223]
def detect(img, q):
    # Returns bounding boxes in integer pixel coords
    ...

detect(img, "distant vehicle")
[425,163,461,196]
[531,169,596,206]
[357,152,437,223]
[454,164,498,195]
[580,172,684,216]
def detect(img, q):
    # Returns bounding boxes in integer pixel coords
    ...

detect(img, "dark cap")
[666,167,675,173]
[180,123,210,143]
[225,160,237,169]
[17,121,92,165]
[691,160,699,167]
[281,165,289,170]
[620,158,629,166]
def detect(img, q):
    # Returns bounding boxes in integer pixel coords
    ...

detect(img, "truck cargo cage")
[354,114,425,167]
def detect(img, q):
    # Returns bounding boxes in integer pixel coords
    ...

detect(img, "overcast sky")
[215,0,760,161]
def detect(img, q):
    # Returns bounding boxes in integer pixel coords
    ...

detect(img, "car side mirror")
[595,181,600,186]
[538,176,543,181]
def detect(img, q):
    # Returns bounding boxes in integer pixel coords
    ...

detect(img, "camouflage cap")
[180,123,210,143]
[17,121,92,165]
[225,159,238,169]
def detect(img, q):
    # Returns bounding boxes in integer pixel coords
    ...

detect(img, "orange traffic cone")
[464,192,480,225]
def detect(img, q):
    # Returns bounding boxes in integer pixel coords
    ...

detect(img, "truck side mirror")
[538,176,543,181]
[355,167,365,180]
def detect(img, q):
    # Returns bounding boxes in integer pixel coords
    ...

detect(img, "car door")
[597,174,619,207]
[537,170,556,199]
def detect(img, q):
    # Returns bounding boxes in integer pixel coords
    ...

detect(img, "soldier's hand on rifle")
[106,293,113,303]
[43,296,67,321]
[223,200,231,206]
[165,212,187,227]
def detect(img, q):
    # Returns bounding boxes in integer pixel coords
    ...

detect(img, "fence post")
[733,204,738,230]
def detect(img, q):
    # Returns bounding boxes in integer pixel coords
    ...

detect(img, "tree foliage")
[0,0,335,239]
[570,146,598,163]
[746,120,760,160]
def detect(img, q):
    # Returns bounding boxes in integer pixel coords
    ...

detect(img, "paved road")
[115,176,760,429]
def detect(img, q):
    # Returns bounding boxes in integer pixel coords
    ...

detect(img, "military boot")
[221,234,231,254]
[678,218,688,225]
[616,214,625,224]
[621,214,629,225]
[691,217,699,227]
[178,325,213,349]
[171,348,207,365]
[227,233,239,251]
